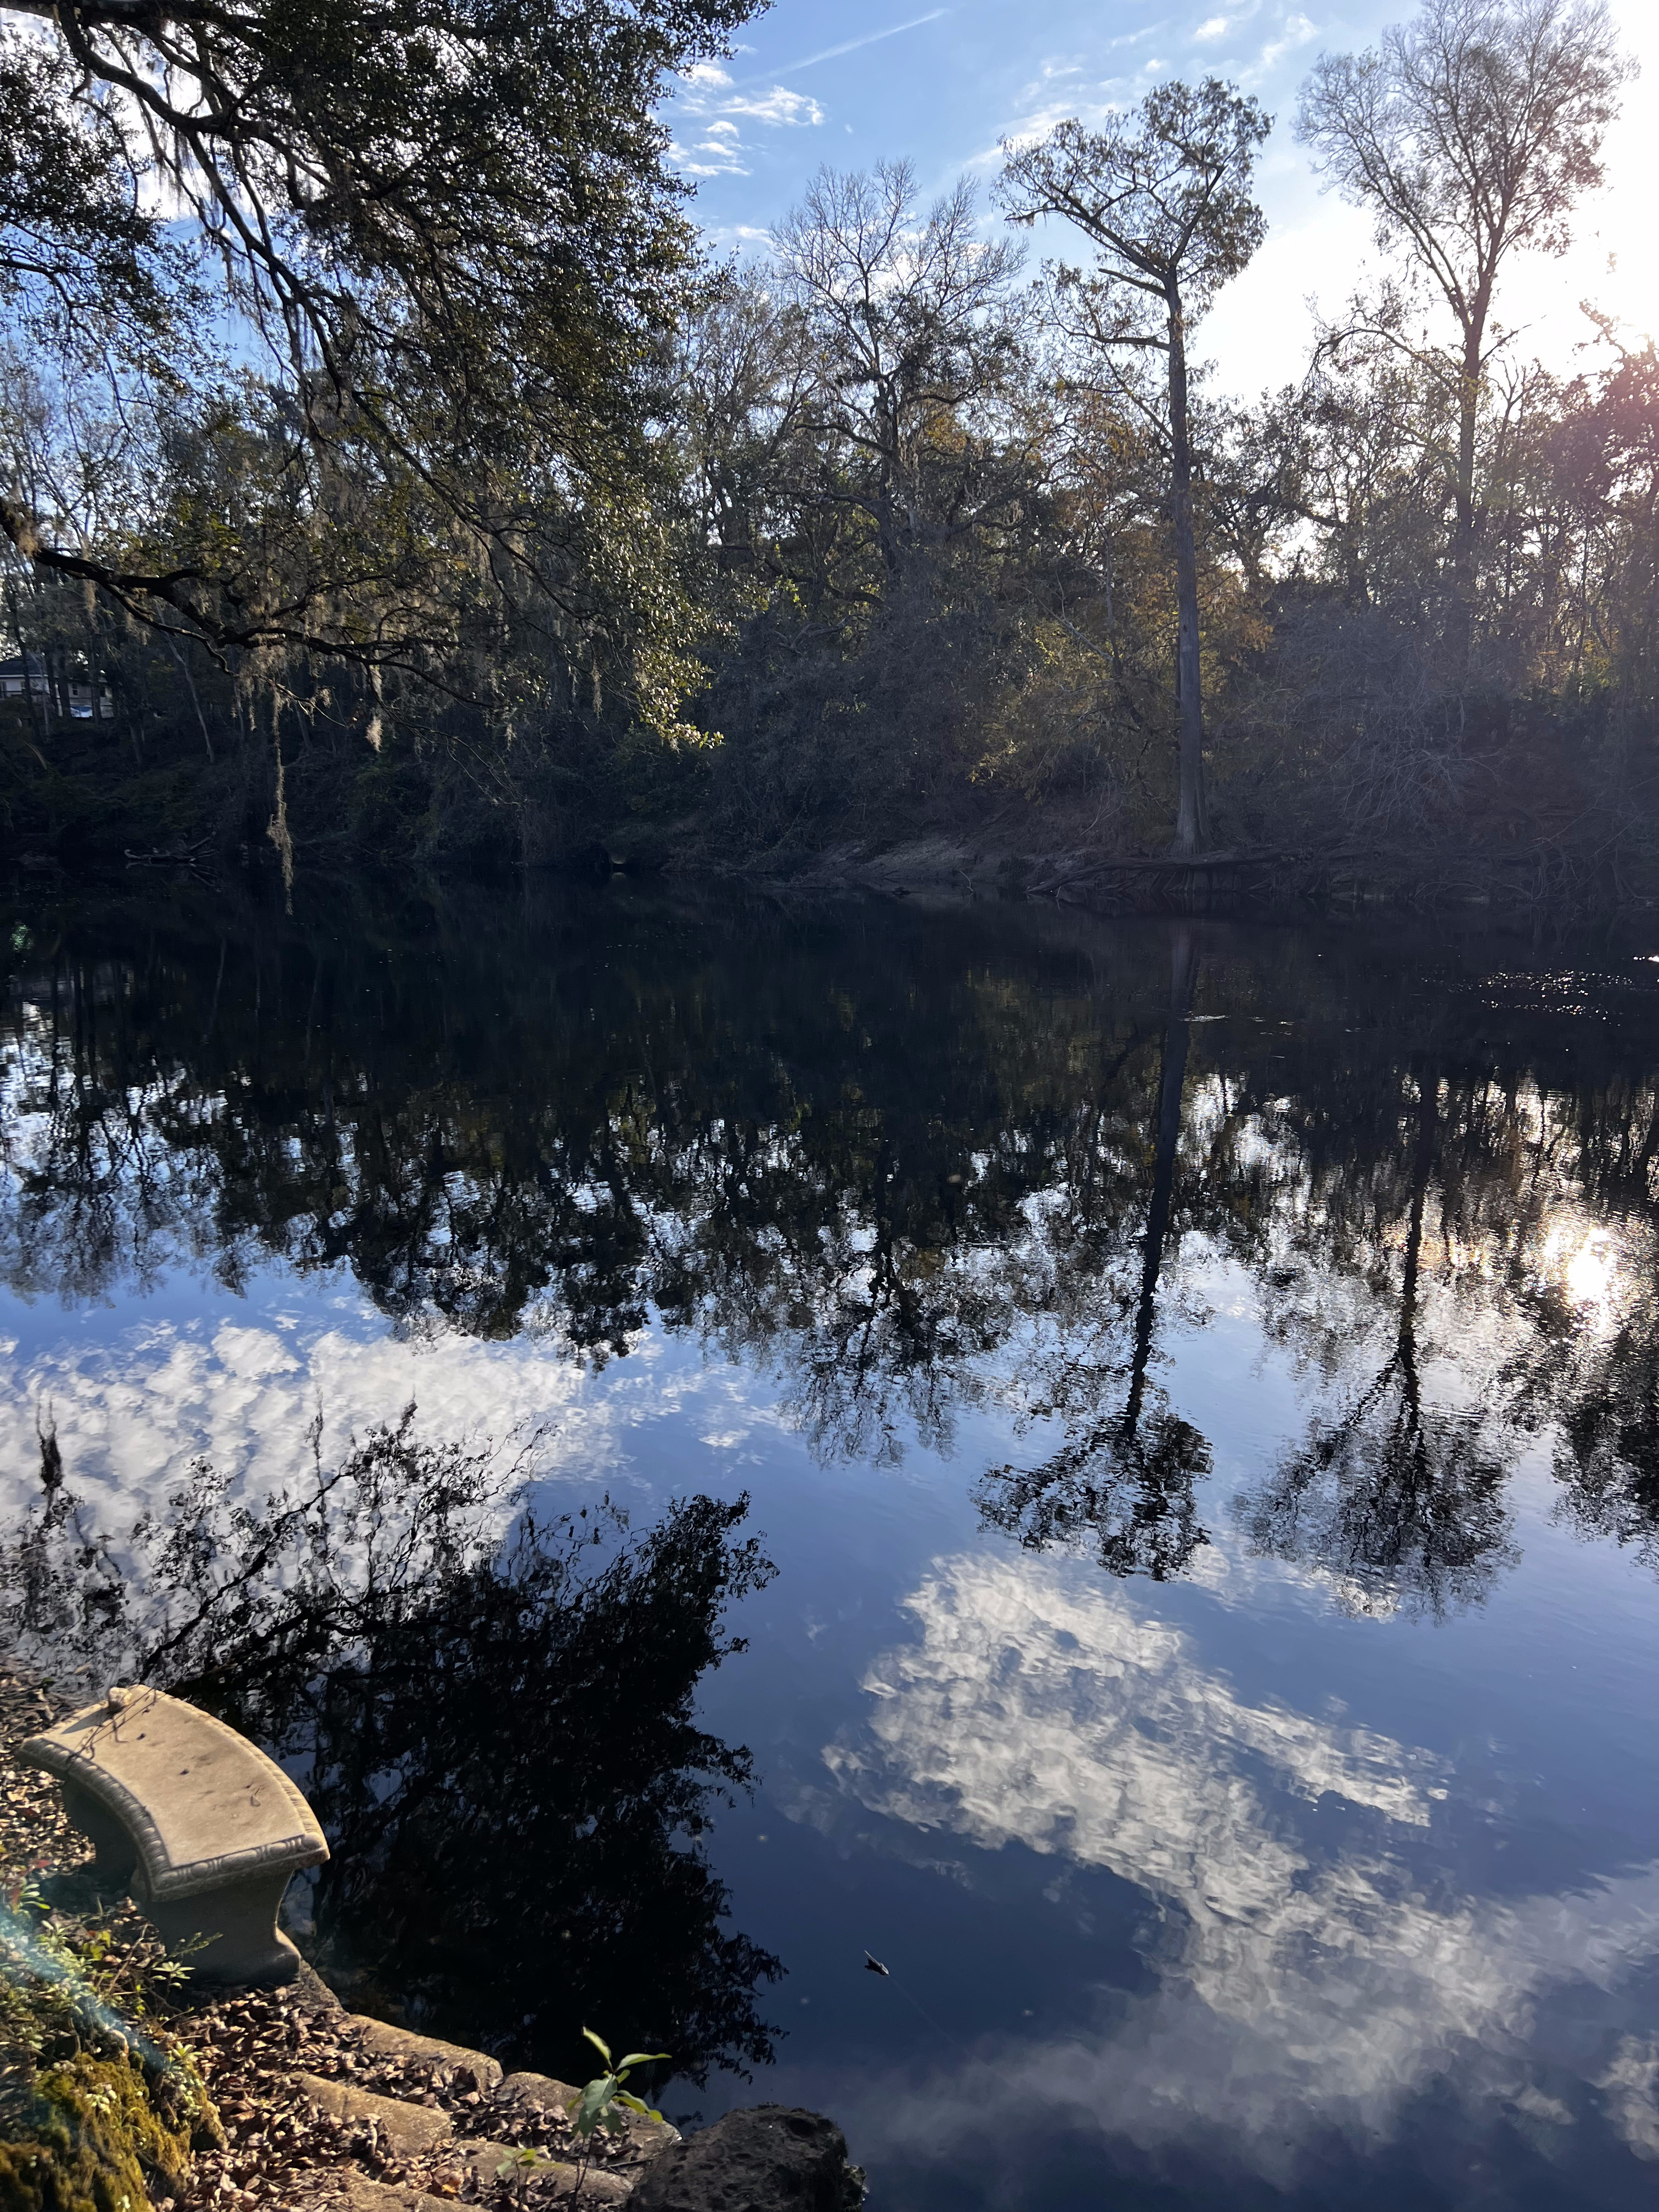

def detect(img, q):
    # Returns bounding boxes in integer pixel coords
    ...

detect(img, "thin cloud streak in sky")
[764,10,948,81]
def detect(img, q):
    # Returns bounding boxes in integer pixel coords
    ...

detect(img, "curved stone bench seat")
[21,1685,329,1986]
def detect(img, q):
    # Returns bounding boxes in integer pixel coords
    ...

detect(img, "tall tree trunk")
[4,582,48,742]
[875,379,902,589]
[165,633,215,761]
[1448,294,1489,680]
[1167,298,1210,855]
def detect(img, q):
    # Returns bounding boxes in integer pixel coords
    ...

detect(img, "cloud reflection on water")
[822,1551,1659,2177]
[0,1316,599,1519]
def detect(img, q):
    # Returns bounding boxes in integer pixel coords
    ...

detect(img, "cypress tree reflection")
[1530,1305,1659,1575]
[1237,1077,1516,1616]
[0,1415,781,2087]
[976,929,1212,1579]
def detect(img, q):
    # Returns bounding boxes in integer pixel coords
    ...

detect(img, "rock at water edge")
[630,2105,864,2212]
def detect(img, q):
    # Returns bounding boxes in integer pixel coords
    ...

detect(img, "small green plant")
[496,2143,558,2179]
[0,1881,198,2059]
[565,2029,670,2141]
[498,2030,672,2187]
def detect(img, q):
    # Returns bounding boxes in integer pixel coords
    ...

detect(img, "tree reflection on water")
[977,927,1212,1580]
[1549,1324,1659,1572]
[6,882,1659,1622]
[1238,1079,1516,1616]
[0,1411,781,2089]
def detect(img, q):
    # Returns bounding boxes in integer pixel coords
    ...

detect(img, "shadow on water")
[0,1410,781,2091]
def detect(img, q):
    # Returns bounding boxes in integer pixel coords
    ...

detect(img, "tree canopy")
[1,0,762,719]
[0,0,1654,910]
[1299,0,1634,664]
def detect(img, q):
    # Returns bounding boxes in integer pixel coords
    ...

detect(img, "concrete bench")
[21,1685,329,1985]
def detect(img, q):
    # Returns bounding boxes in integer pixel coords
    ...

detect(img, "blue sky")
[664,0,1659,400]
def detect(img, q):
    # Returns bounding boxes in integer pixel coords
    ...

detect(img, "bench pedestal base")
[140,1875,305,1987]
[63,1776,302,1983]
[61,1780,139,1889]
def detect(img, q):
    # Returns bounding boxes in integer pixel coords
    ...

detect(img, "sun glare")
[1564,1236,1616,1310]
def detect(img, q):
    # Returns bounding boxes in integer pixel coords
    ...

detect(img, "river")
[4,876,1659,2209]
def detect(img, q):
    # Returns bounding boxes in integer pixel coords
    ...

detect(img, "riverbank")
[732,831,1605,913]
[178,1983,668,2210]
[6,703,1652,921]
[0,1668,824,2212]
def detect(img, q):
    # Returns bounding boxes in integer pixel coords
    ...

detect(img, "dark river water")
[5,877,1659,2210]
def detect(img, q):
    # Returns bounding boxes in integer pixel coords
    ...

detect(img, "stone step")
[449,2138,636,2201]
[294,2071,455,2158]
[287,2172,452,2212]
[346,2014,503,2090]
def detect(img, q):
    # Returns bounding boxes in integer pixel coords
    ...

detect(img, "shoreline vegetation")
[2,0,1655,918]
[0,1420,783,2102]
[0,1662,794,2212]
[0,1593,832,2212]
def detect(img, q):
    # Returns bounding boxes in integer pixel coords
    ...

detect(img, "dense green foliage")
[1,0,1654,907]
[1,0,765,867]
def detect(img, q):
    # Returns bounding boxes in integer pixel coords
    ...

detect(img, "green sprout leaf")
[565,2032,672,2142]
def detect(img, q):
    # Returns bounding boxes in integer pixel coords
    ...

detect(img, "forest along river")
[5,880,1659,2211]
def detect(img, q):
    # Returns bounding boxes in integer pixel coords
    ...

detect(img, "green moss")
[0,2048,217,2212]
[0,1888,224,2210]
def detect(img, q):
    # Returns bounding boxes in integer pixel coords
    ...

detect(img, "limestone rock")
[294,2070,455,2156]
[630,2107,864,2212]
[449,2139,636,2201]
[348,2014,503,2089]
[290,2172,453,2212]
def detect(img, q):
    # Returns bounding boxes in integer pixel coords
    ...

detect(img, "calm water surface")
[5,879,1659,2210]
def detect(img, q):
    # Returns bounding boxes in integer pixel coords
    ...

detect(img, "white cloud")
[722,86,825,127]
[1014,56,1084,104]
[668,60,825,178]
[673,143,748,179]
[817,1551,1659,2177]
[1249,10,1319,77]
[2,1314,602,1523]
[1194,14,1232,36]
[1599,2038,1659,2160]
[0,1299,785,1532]
[702,223,774,250]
